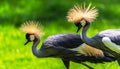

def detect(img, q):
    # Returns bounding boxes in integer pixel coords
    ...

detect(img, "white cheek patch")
[81,20,86,26]
[102,37,120,54]
[30,35,35,41]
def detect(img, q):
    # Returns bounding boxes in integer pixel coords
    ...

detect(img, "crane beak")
[24,40,29,45]
[75,23,82,33]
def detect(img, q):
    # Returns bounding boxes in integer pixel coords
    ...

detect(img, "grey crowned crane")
[67,4,120,66]
[20,21,116,69]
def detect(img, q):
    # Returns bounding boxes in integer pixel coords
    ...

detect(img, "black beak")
[75,23,82,33]
[24,40,29,45]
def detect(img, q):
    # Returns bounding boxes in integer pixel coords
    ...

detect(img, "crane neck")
[82,21,95,46]
[32,36,41,57]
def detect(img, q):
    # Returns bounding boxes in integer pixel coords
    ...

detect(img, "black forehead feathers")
[75,22,81,27]
[26,33,35,39]
[26,33,30,39]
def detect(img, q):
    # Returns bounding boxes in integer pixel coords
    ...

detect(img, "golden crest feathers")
[83,44,104,57]
[20,21,44,37]
[71,43,104,57]
[67,3,98,23]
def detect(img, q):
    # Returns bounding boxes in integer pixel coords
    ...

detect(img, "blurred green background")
[0,0,120,69]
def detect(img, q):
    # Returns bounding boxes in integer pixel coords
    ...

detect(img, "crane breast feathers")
[67,3,98,23]
[20,21,44,36]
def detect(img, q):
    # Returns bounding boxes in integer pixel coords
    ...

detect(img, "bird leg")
[81,62,94,69]
[70,56,94,69]
[62,58,70,69]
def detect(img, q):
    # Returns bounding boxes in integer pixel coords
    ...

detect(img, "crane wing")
[102,37,120,54]
[71,43,104,57]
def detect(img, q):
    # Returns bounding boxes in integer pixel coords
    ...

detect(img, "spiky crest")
[67,3,98,23]
[20,21,44,37]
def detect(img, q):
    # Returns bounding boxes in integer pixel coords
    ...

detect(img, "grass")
[0,0,120,69]
[0,20,120,69]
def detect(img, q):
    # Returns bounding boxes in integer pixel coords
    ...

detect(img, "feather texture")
[67,4,98,23]
[42,34,104,57]
[71,43,104,57]
[20,21,44,37]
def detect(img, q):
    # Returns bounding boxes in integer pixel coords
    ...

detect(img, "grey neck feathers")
[32,37,41,57]
[82,22,95,46]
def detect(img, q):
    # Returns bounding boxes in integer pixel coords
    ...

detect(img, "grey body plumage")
[25,33,116,69]
[83,28,120,54]
[36,34,116,69]
[98,30,120,45]
[21,21,116,69]
[42,34,82,49]
[74,20,120,66]
[66,4,120,68]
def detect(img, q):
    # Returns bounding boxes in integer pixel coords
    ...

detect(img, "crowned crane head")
[20,21,44,45]
[67,3,98,32]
